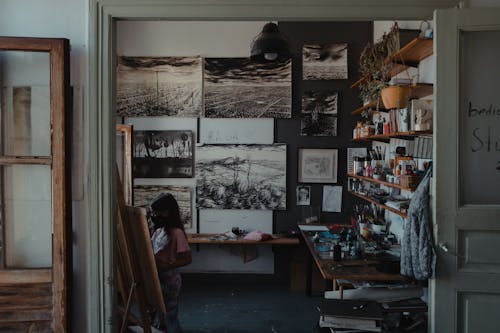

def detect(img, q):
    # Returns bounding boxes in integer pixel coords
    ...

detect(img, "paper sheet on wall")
[322,185,342,212]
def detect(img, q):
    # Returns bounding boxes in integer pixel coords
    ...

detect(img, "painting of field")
[302,43,348,80]
[134,185,193,230]
[204,58,291,118]
[116,56,202,117]
[133,130,193,178]
[302,90,338,115]
[196,144,287,210]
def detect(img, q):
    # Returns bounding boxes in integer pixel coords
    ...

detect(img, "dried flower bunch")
[358,23,400,107]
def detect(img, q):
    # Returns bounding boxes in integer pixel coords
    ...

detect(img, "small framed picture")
[296,185,311,205]
[298,148,338,183]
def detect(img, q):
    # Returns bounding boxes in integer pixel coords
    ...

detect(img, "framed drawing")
[298,148,338,183]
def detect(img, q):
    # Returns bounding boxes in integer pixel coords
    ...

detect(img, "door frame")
[88,0,459,331]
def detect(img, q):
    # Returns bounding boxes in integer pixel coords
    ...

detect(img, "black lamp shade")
[250,22,291,62]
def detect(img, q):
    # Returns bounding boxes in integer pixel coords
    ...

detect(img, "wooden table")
[299,226,402,297]
[187,233,300,263]
[187,233,300,245]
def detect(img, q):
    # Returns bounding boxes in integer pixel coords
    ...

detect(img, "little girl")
[150,193,192,333]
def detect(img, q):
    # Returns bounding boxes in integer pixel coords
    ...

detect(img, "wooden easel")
[116,168,166,333]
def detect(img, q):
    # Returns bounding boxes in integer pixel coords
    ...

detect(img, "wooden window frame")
[0,36,71,332]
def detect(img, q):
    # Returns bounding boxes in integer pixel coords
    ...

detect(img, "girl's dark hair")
[150,193,185,234]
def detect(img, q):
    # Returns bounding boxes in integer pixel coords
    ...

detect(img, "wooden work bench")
[299,226,402,297]
[187,233,300,245]
[187,233,300,264]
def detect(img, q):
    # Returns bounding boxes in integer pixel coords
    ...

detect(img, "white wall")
[0,1,89,332]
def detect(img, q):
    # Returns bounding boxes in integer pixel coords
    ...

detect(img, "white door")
[432,8,500,333]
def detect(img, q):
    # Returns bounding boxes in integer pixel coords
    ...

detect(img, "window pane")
[3,165,52,268]
[0,51,51,156]
[460,31,500,205]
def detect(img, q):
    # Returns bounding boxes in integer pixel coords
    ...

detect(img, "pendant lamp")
[250,22,291,62]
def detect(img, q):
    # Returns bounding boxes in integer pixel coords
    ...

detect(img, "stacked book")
[318,299,383,332]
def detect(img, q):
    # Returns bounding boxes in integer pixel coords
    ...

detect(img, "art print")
[196,144,287,210]
[298,149,338,183]
[204,58,291,118]
[302,90,338,115]
[302,43,348,80]
[116,56,202,117]
[133,130,193,178]
[300,114,337,137]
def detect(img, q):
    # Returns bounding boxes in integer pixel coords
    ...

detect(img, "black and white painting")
[116,56,202,117]
[196,144,287,210]
[133,130,193,178]
[302,43,348,80]
[298,148,338,183]
[134,184,194,231]
[300,113,337,136]
[204,58,291,118]
[302,90,338,115]
[296,185,311,206]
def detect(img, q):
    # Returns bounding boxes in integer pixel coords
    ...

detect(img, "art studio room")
[1,1,500,333]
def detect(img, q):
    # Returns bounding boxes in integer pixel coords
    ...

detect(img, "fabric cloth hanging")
[400,166,435,280]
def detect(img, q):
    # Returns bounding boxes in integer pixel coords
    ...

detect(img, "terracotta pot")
[381,85,411,109]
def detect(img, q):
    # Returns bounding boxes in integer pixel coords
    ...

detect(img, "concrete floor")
[179,274,320,333]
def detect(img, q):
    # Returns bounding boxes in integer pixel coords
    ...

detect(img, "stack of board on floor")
[318,299,383,332]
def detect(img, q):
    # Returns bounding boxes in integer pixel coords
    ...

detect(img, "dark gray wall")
[274,21,372,233]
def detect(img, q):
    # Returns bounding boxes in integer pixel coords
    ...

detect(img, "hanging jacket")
[400,166,436,280]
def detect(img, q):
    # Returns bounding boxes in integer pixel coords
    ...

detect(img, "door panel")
[458,292,500,333]
[433,8,500,333]
[0,37,71,332]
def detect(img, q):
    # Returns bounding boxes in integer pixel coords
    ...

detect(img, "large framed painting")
[204,58,291,118]
[196,144,287,210]
[116,56,202,117]
[302,43,348,80]
[133,130,194,178]
[133,184,195,233]
[298,148,338,183]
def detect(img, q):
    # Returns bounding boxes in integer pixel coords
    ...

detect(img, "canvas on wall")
[133,184,194,232]
[116,56,202,117]
[300,113,337,136]
[302,43,348,80]
[196,144,287,210]
[298,148,338,183]
[133,130,193,178]
[204,58,291,118]
[302,90,338,115]
[199,118,274,144]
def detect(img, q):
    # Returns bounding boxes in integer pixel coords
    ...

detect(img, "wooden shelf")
[352,130,433,142]
[348,191,408,218]
[351,83,433,116]
[348,174,416,192]
[351,38,433,89]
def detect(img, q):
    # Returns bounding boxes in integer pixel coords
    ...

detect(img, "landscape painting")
[302,43,348,80]
[196,144,287,210]
[204,58,291,118]
[134,184,193,231]
[116,56,202,117]
[133,130,193,178]
[302,90,338,115]
[300,114,337,136]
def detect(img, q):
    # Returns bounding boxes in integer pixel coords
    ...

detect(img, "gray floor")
[179,274,320,333]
